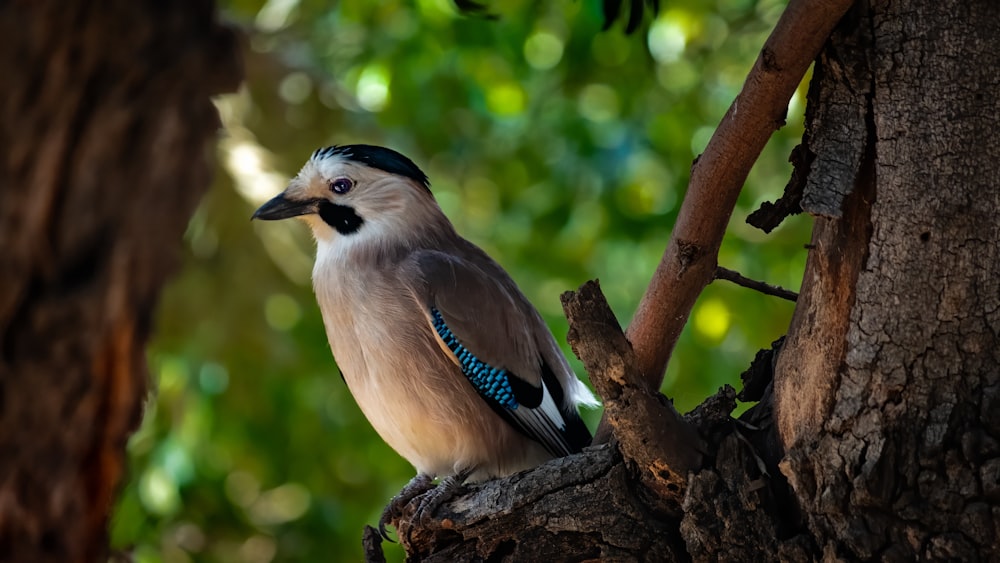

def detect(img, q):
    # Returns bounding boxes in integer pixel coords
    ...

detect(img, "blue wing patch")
[430,308,519,410]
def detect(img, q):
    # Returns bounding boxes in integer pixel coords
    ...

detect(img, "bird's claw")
[378,470,471,543]
[378,474,434,541]
[412,477,456,524]
[376,511,395,543]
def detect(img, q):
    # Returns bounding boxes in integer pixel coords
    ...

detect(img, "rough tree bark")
[388,0,1000,560]
[777,0,1000,558]
[0,2,240,561]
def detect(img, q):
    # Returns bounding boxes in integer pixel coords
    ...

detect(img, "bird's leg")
[393,468,473,546]
[412,467,472,526]
[378,473,434,541]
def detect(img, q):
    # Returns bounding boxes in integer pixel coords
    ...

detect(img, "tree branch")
[562,281,705,502]
[622,0,855,402]
[390,445,688,561]
[714,266,799,302]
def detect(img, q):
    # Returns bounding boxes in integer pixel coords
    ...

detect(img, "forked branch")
[623,0,855,397]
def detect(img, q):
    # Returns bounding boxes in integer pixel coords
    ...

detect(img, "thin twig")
[714,266,799,302]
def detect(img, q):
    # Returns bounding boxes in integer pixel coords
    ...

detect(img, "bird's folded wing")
[400,249,581,457]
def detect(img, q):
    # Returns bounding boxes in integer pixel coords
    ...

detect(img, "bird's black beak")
[252,194,318,221]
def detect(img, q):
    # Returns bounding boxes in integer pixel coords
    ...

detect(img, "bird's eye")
[330,178,353,194]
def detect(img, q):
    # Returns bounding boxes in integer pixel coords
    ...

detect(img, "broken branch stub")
[561,280,705,505]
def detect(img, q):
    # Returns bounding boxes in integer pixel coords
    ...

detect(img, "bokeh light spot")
[198,362,230,395]
[486,83,526,116]
[694,298,732,341]
[158,439,195,485]
[172,522,206,553]
[139,467,180,516]
[157,356,189,393]
[240,535,277,563]
[224,141,286,205]
[278,71,312,105]
[249,483,312,526]
[655,59,699,94]
[255,0,299,32]
[524,32,564,70]
[648,17,687,64]
[617,152,677,216]
[356,65,391,112]
[578,84,620,123]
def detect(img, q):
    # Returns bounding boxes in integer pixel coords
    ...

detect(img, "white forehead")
[301,153,352,180]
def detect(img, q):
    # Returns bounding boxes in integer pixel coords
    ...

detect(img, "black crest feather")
[311,144,431,191]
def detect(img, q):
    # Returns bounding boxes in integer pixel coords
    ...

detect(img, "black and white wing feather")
[401,247,593,457]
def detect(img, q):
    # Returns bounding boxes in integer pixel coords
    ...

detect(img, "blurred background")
[110,0,809,560]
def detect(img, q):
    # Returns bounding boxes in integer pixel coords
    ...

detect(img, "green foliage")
[111,0,809,561]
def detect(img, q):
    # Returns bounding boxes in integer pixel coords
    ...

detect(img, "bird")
[252,144,599,536]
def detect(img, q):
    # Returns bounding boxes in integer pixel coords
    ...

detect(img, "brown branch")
[622,0,856,400]
[714,266,799,302]
[395,445,687,561]
[562,281,705,502]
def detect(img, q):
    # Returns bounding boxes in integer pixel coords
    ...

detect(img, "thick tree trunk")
[778,0,1000,558]
[395,0,1000,560]
[0,2,239,561]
